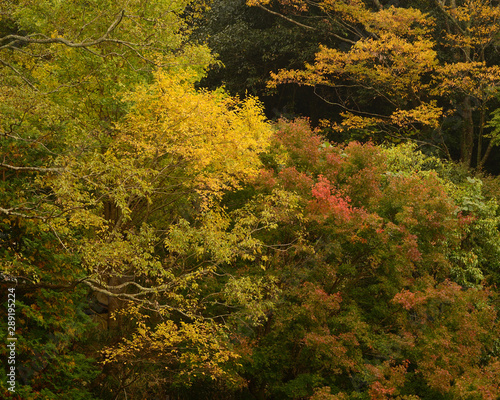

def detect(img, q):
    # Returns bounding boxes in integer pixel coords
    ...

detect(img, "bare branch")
[82,279,197,319]
[433,0,469,59]
[256,4,357,45]
[84,267,213,295]
[0,10,125,50]
[0,58,38,90]
[0,206,45,219]
[255,4,316,30]
[313,86,392,119]
[0,162,63,173]
[372,0,383,10]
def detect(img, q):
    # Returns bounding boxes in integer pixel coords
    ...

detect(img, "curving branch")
[82,279,198,319]
[0,10,125,50]
[255,4,357,44]
[433,0,468,38]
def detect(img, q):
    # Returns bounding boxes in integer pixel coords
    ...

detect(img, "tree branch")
[256,4,316,30]
[0,162,63,173]
[0,10,125,50]
[256,4,357,44]
[82,279,197,319]
[434,0,469,56]
[0,207,44,219]
[313,85,392,119]
[372,0,383,10]
[0,58,38,90]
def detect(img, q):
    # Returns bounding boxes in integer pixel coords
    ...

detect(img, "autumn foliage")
[227,118,500,399]
[2,1,500,399]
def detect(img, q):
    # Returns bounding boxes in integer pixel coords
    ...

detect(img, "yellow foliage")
[256,0,500,159]
[391,102,444,128]
[102,318,239,382]
[368,6,434,37]
[433,62,500,100]
[117,68,272,203]
[339,112,384,132]
[443,0,500,48]
[246,0,271,6]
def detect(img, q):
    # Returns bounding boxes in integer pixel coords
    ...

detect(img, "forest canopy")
[1,1,500,399]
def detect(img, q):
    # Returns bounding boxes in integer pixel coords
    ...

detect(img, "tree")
[248,0,500,169]
[192,0,334,121]
[68,67,272,394]
[3,0,500,398]
[226,118,500,399]
[0,0,272,397]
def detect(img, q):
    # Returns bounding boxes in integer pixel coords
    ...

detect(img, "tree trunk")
[460,96,474,168]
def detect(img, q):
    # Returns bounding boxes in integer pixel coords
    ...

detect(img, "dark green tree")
[193,0,335,121]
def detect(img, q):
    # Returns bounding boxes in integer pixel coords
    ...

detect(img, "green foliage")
[0,0,268,397]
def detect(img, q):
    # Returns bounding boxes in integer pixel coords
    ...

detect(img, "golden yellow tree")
[53,66,273,387]
[0,0,271,395]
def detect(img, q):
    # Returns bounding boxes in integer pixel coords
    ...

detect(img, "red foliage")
[241,118,500,399]
[278,166,314,193]
[254,168,277,190]
[308,175,352,222]
[274,118,324,170]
